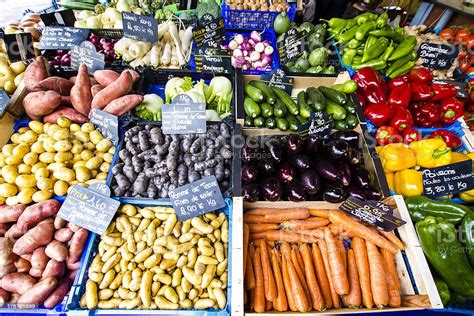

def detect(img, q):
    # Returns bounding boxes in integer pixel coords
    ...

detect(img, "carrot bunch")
[243,208,404,312]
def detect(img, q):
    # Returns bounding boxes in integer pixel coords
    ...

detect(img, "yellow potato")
[52,128,69,141]
[86,280,99,309]
[2,144,15,157]
[54,152,73,163]
[19,130,38,143]
[43,123,51,133]
[12,144,29,159]
[81,123,94,133]
[37,177,54,191]
[80,150,94,161]
[74,131,89,143]
[54,180,68,196]
[76,166,91,183]
[17,164,32,175]
[83,142,95,151]
[32,190,52,202]
[96,139,112,153]
[57,116,72,128]
[34,167,49,179]
[70,123,81,132]
[29,121,44,134]
[89,131,104,145]
[99,162,110,173]
[53,167,75,182]
[18,127,29,133]
[31,141,45,154]
[23,152,38,165]
[96,172,108,180]
[0,183,18,197]
[5,196,18,206]
[10,133,21,144]
[43,137,56,153]
[71,143,84,154]
[31,162,48,173]
[73,161,87,170]
[85,157,103,170]
[0,153,5,167]
[108,147,116,155]
[2,165,18,184]
[46,162,65,172]
[15,174,36,188]
[103,153,113,164]
[54,140,72,152]
[17,188,36,204]
[5,156,22,165]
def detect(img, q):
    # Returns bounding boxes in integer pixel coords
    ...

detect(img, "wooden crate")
[233,196,443,316]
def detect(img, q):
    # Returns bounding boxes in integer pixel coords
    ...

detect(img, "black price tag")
[0,89,10,117]
[38,27,89,50]
[193,15,225,48]
[162,94,206,134]
[277,28,307,65]
[57,183,120,235]
[339,197,406,232]
[260,68,294,95]
[122,12,158,43]
[423,160,473,198]
[90,109,119,145]
[194,47,232,74]
[169,175,226,221]
[432,79,469,99]
[299,111,333,138]
[40,9,76,26]
[418,42,459,70]
[71,41,105,75]
[3,33,35,62]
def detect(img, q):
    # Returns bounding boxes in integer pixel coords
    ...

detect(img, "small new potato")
[46,162,65,172]
[96,139,111,153]
[39,152,55,164]
[0,183,18,197]
[57,116,71,128]
[2,165,18,184]
[86,157,103,170]
[5,156,22,165]
[31,141,45,154]
[37,177,54,191]
[74,131,89,143]
[52,128,69,141]
[71,143,84,154]
[2,144,14,156]
[54,140,72,152]
[76,166,91,183]
[35,167,49,179]
[100,162,110,173]
[10,133,21,144]
[23,152,38,166]
[96,172,107,180]
[103,153,113,164]
[54,152,73,163]
[18,127,29,133]
[17,164,32,175]
[12,144,29,158]
[15,174,36,188]
[70,123,81,132]
[17,188,36,204]
[19,130,38,143]
[32,190,53,202]
[83,142,95,151]
[43,137,56,153]
[54,180,69,196]
[31,162,48,173]
[89,131,104,145]
[81,123,94,133]
[80,150,94,161]
[54,167,75,182]
[29,121,44,134]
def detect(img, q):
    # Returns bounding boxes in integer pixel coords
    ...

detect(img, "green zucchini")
[260,102,274,118]
[249,81,276,104]
[244,97,261,118]
[297,91,313,119]
[273,99,288,118]
[271,87,299,115]
[244,84,264,102]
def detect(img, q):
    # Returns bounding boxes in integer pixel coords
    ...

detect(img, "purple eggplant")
[304,134,323,155]
[300,170,321,195]
[241,143,258,163]
[352,165,371,189]
[347,184,366,200]
[261,178,282,201]
[285,182,306,202]
[334,162,351,186]
[324,140,352,161]
[329,131,360,147]
[290,153,311,172]
[265,138,283,162]
[322,183,347,203]
[314,159,339,182]
[242,182,259,202]
[365,185,382,200]
[258,160,276,177]
[242,164,258,182]
[276,162,296,183]
[283,134,303,154]
[347,147,361,165]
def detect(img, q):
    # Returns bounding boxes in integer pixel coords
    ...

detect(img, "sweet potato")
[67,228,88,263]
[92,71,133,110]
[60,96,71,106]
[54,217,66,230]
[23,90,61,120]
[91,84,105,97]
[102,94,143,116]
[42,259,65,279]
[54,228,74,243]
[45,240,68,262]
[13,219,54,255]
[17,199,60,233]
[43,107,88,124]
[0,273,36,294]
[43,273,74,308]
[33,77,73,95]
[0,204,26,223]
[0,288,9,304]
[24,56,48,91]
[0,263,16,278]
[126,69,140,83]
[93,70,119,86]
[70,64,92,116]
[5,224,22,239]
[18,277,58,305]
[14,257,31,273]
[0,223,9,236]
[70,76,98,85]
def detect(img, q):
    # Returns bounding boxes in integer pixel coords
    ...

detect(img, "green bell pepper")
[406,196,470,224]
[416,216,474,299]
[461,211,474,267]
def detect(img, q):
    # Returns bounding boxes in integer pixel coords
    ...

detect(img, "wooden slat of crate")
[6,81,27,117]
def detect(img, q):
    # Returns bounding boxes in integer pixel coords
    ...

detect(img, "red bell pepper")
[388,84,411,108]
[431,83,458,101]
[364,103,395,127]
[439,97,464,125]
[353,67,387,104]
[408,66,433,83]
[413,102,441,127]
[375,126,402,146]
[411,82,434,101]
[356,90,367,108]
[402,128,421,144]
[429,130,462,149]
[389,106,414,132]
[387,75,409,90]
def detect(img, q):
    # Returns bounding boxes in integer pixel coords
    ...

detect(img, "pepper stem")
[444,109,456,119]
[433,148,451,159]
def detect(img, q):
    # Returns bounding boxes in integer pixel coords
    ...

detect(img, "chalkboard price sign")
[57,183,120,235]
[277,28,307,64]
[339,197,406,231]
[162,94,206,134]
[0,89,10,117]
[418,42,459,70]
[71,41,105,75]
[260,69,294,95]
[169,175,226,221]
[193,15,225,48]
[194,47,232,73]
[90,109,119,145]
[37,27,89,50]
[122,12,158,43]
[40,9,76,27]
[299,111,333,139]
[423,160,473,198]
[3,33,35,62]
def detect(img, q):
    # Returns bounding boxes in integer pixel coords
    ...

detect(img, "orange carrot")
[318,240,340,309]
[291,247,311,304]
[258,239,277,301]
[352,237,373,309]
[300,244,325,311]
[337,238,347,271]
[244,223,249,277]
[285,251,310,312]
[266,299,272,310]
[312,243,332,309]
[366,242,389,308]
[381,248,401,290]
[342,249,362,308]
[244,209,310,223]
[248,223,279,233]
[298,228,325,239]
[281,218,330,231]
[271,249,288,312]
[249,244,256,261]
[294,245,306,276]
[281,247,297,312]
[246,208,309,215]
[328,211,399,253]
[380,230,405,250]
[245,253,256,289]
[265,230,319,243]
[253,248,265,313]
[329,223,345,235]
[381,249,401,307]
[266,241,275,248]
[249,288,255,311]
[250,232,267,240]
[324,227,349,295]
[309,209,330,218]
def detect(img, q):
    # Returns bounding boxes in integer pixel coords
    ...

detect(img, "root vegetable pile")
[82,204,229,310]
[111,123,233,199]
[243,206,404,312]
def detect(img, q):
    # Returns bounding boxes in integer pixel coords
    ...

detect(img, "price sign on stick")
[38,27,89,50]
[90,109,119,145]
[162,94,206,134]
[122,12,158,43]
[418,42,459,70]
[423,160,473,198]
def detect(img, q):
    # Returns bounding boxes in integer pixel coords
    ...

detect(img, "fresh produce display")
[243,80,358,131]
[0,55,26,95]
[355,67,464,133]
[241,132,381,203]
[81,203,229,310]
[0,199,88,308]
[226,0,289,11]
[440,26,474,76]
[227,31,275,72]
[243,205,404,312]
[110,123,233,199]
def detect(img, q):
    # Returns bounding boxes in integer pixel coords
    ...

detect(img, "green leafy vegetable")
[206,76,232,115]
[164,77,193,103]
[135,94,164,121]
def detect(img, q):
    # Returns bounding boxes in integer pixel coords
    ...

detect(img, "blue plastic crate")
[222,0,296,30]
[366,119,464,138]
[67,198,233,315]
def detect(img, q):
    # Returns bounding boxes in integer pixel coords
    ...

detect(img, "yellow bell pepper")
[385,173,394,192]
[378,143,417,173]
[467,152,474,161]
[409,139,452,168]
[393,169,423,197]
[451,152,470,163]
[460,189,474,203]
